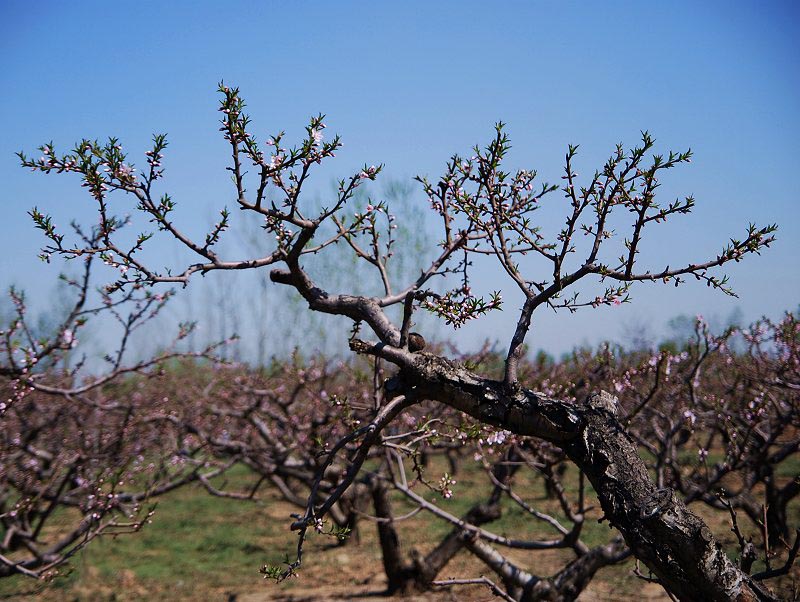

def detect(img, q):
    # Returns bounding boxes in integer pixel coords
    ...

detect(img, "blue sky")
[1,1,798,358]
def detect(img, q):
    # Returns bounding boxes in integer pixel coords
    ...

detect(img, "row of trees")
[2,84,796,599]
[2,283,798,597]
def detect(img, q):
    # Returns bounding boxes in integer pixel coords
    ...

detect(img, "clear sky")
[1,1,798,358]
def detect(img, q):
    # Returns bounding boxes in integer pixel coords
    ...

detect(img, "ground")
[1,460,796,601]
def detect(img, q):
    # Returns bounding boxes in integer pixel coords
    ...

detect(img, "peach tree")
[16,83,784,600]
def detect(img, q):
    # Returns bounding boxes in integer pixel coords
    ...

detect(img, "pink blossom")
[359,165,378,179]
[269,154,284,169]
[485,429,510,446]
[62,329,76,348]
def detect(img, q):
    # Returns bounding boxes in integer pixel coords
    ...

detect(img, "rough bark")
[379,348,778,602]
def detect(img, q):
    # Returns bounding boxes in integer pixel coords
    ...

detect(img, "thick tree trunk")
[379,348,778,602]
[369,477,414,594]
[767,477,800,548]
[563,409,757,601]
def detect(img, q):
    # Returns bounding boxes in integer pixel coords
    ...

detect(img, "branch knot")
[586,390,619,416]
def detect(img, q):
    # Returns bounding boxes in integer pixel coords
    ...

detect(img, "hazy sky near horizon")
[1,1,798,357]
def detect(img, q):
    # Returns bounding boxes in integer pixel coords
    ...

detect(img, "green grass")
[0,465,302,600]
